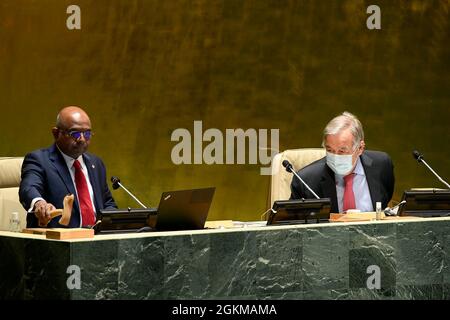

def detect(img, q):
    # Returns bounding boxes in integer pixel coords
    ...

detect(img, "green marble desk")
[1,217,449,300]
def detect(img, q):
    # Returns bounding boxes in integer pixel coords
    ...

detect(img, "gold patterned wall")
[1,0,449,220]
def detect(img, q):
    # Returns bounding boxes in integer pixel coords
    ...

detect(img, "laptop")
[96,187,215,233]
[150,187,215,231]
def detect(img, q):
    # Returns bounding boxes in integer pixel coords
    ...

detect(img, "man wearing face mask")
[19,106,117,228]
[290,111,394,213]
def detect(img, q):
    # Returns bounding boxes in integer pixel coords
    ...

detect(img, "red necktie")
[73,160,95,226]
[343,173,356,212]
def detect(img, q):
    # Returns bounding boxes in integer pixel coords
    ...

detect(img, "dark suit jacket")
[290,150,395,213]
[19,144,117,228]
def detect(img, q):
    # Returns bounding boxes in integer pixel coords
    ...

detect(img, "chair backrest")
[0,157,26,231]
[270,148,326,207]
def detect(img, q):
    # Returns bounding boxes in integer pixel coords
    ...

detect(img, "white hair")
[322,111,364,149]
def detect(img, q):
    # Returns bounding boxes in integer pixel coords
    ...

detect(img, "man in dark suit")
[19,106,117,228]
[290,112,394,213]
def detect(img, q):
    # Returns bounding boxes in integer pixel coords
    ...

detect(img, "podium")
[1,216,449,300]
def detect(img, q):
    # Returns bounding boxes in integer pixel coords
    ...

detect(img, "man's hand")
[34,200,57,227]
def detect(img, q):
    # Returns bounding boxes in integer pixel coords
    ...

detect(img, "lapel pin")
[92,164,95,169]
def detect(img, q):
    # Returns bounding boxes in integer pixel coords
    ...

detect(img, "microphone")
[282,160,320,199]
[412,150,423,163]
[412,150,450,189]
[110,176,148,208]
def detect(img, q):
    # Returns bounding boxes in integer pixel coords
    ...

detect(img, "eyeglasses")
[60,129,93,141]
[326,144,360,155]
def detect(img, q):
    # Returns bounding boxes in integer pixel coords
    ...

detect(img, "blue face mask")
[326,152,354,176]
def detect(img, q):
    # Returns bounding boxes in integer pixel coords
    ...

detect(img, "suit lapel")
[361,152,381,209]
[83,154,101,211]
[319,166,339,213]
[48,144,77,196]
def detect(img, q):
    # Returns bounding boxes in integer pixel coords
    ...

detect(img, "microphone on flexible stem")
[412,150,450,189]
[111,176,148,208]
[282,160,320,199]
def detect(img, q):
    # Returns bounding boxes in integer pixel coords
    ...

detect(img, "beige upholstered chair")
[0,157,26,231]
[270,148,326,207]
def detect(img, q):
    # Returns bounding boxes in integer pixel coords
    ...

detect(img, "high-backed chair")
[269,148,326,207]
[0,157,26,231]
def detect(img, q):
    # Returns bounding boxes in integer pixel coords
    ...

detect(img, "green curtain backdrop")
[1,0,449,221]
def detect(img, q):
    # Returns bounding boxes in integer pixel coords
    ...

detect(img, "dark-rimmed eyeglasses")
[59,129,93,141]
